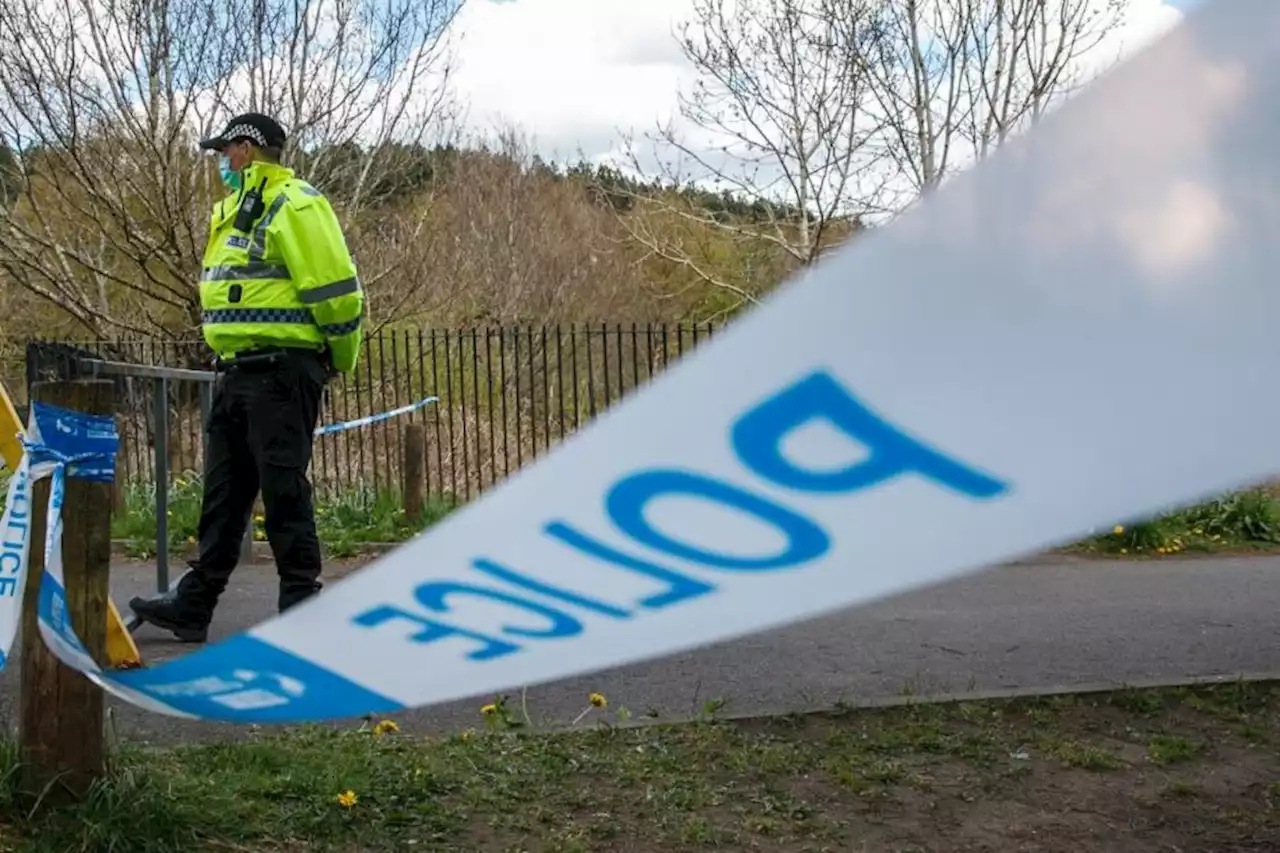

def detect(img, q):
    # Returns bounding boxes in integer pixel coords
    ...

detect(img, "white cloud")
[447,0,698,160]
[449,0,1186,167]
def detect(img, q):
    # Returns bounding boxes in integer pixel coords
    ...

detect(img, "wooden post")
[19,379,113,805]
[402,424,425,524]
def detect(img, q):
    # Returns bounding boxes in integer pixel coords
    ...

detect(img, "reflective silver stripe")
[249,194,290,261]
[201,263,291,282]
[299,276,360,304]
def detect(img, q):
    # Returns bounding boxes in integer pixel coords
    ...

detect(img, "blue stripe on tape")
[314,395,439,436]
[38,572,90,658]
[110,635,404,722]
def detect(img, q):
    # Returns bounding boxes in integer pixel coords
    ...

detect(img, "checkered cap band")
[224,123,269,147]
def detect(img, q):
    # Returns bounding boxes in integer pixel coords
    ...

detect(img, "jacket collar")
[212,160,296,227]
[241,159,295,189]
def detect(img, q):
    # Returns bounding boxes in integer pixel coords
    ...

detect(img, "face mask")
[219,154,241,191]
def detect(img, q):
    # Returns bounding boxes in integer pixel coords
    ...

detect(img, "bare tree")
[614,0,884,319]
[0,0,460,350]
[858,0,1127,206]
[962,0,1128,153]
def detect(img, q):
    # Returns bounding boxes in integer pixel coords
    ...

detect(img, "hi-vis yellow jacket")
[199,161,364,373]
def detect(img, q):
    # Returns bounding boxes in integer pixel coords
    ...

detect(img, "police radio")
[233,177,269,232]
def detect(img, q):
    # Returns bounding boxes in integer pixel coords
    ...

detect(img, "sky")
[444,0,1199,171]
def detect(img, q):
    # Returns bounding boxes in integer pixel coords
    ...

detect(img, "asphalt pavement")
[0,554,1276,747]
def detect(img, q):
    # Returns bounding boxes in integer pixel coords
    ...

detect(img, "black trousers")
[175,348,328,623]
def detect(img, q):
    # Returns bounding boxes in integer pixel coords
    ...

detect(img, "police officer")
[129,113,364,643]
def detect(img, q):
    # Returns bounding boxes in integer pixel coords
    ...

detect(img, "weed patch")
[1073,488,1280,556]
[1148,734,1201,765]
[3,682,1274,852]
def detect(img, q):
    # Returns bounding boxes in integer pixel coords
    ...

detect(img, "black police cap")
[199,113,287,152]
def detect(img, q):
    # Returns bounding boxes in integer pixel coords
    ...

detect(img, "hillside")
[0,136,860,378]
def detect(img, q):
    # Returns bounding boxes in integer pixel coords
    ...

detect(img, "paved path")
[0,555,1277,747]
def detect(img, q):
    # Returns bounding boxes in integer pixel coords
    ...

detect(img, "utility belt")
[214,345,326,374]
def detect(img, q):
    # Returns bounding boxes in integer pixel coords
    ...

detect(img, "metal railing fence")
[24,323,722,505]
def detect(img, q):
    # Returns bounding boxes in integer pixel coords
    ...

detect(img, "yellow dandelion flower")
[1113,525,1124,536]
[481,703,497,716]
[460,729,474,743]
[336,790,357,808]
[187,536,196,544]
[373,719,399,736]
[589,692,607,708]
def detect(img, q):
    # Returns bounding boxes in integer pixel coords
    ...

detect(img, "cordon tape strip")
[0,0,1276,722]
[313,395,439,436]
[0,381,144,670]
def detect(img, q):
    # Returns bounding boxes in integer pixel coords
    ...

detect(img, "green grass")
[1148,734,1201,765]
[0,681,1275,852]
[1044,740,1126,771]
[1069,487,1280,557]
[110,473,457,559]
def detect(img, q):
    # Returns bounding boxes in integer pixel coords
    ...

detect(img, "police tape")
[0,451,39,669]
[314,395,439,436]
[0,393,441,674]
[5,0,1280,722]
[0,408,120,675]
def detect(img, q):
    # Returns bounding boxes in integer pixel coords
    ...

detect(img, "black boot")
[128,571,214,643]
[278,577,322,613]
